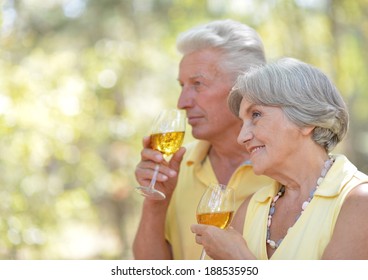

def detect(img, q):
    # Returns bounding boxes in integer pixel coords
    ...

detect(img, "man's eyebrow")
[176,74,204,82]
[190,74,205,79]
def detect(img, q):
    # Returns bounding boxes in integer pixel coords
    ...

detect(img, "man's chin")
[191,130,208,140]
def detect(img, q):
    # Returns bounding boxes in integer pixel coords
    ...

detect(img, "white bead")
[302,201,309,210]
[268,240,276,249]
[317,177,324,185]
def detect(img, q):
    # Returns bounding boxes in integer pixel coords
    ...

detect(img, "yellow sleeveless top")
[243,154,368,260]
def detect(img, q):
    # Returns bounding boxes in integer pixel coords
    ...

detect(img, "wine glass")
[135,109,186,200]
[196,183,235,259]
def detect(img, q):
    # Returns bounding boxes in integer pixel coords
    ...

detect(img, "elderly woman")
[191,58,368,259]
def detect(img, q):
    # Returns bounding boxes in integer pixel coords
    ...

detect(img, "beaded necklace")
[266,157,335,250]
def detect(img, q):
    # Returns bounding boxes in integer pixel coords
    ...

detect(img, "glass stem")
[148,164,160,190]
[200,248,206,260]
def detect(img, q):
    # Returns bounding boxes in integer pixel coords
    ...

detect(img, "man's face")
[177,49,240,141]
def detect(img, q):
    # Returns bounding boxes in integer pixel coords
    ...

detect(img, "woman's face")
[237,98,307,176]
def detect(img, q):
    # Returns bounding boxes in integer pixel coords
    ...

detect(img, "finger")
[191,224,198,234]
[140,140,164,164]
[195,234,202,245]
[142,158,177,177]
[142,135,151,148]
[135,161,171,184]
[191,224,205,234]
[169,147,186,171]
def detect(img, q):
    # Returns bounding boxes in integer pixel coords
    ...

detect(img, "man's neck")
[208,139,250,185]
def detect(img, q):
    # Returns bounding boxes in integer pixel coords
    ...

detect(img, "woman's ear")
[300,126,315,136]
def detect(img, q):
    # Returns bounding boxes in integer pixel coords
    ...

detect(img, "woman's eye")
[252,111,261,119]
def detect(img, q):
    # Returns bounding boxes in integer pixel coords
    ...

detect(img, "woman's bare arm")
[322,183,368,259]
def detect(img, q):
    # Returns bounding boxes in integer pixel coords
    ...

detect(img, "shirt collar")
[184,140,211,167]
[315,154,357,197]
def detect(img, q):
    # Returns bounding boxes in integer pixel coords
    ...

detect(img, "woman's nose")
[237,122,253,145]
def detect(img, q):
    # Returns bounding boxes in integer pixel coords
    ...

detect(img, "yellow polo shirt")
[165,140,273,259]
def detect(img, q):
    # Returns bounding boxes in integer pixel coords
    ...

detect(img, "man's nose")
[177,86,195,109]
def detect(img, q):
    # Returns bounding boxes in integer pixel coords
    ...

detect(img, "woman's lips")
[248,145,265,155]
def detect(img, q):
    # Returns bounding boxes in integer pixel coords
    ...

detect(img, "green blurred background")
[0,0,367,259]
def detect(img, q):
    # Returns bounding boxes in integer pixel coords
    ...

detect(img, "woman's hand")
[191,224,254,259]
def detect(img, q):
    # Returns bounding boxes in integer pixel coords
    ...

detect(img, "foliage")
[0,0,367,259]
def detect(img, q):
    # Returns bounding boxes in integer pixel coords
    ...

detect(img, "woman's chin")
[251,164,265,176]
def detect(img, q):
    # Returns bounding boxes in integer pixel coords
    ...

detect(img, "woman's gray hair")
[228,57,349,152]
[176,19,266,80]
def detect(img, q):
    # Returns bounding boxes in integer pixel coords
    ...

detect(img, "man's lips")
[187,116,203,125]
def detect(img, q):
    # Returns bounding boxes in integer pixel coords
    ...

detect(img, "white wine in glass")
[135,109,186,200]
[196,183,235,259]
